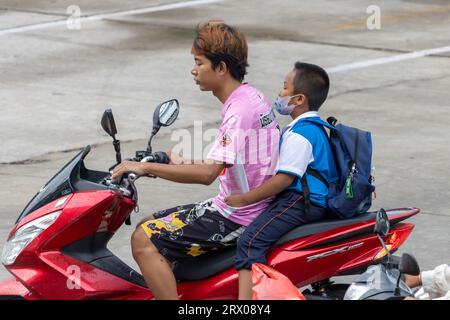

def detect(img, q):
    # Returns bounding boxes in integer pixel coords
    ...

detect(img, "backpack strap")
[300,174,311,214]
[301,167,329,215]
[301,117,336,131]
[298,117,333,189]
[297,117,336,214]
[307,167,329,188]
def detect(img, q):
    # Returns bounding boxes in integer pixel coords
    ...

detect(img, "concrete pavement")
[0,0,449,286]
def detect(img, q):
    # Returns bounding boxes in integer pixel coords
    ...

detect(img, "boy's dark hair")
[293,62,330,111]
[192,20,249,82]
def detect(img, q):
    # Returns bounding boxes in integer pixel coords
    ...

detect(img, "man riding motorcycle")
[111,20,280,300]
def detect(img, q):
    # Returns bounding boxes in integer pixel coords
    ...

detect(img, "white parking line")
[1,0,448,73]
[0,0,224,36]
[327,45,450,74]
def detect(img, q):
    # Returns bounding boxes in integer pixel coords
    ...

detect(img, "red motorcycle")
[0,99,419,300]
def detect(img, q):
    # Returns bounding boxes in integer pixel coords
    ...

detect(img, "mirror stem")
[113,138,122,164]
[394,274,402,296]
[377,234,391,263]
[146,124,161,156]
[146,134,154,156]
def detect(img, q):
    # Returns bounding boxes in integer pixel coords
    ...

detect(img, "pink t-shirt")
[206,83,280,227]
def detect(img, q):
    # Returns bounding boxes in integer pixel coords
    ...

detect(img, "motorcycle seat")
[173,208,416,282]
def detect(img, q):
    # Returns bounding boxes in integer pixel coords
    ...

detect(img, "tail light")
[373,224,414,261]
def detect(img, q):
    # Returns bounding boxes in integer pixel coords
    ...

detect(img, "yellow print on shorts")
[141,212,187,238]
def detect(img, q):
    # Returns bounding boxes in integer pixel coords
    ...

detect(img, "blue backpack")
[302,117,375,219]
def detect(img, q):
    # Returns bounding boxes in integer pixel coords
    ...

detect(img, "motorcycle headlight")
[2,211,61,265]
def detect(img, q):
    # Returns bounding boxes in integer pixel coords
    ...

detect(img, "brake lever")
[127,173,139,213]
[108,163,119,172]
[125,173,135,226]
[139,156,157,178]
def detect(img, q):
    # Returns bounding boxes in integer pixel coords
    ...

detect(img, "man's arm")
[225,172,295,207]
[111,160,225,185]
[167,149,206,165]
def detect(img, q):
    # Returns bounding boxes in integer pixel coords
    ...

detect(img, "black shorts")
[140,199,245,264]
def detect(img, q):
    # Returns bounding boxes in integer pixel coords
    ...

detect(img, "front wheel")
[0,278,32,300]
[301,280,350,300]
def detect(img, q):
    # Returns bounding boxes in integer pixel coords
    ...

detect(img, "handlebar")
[102,151,170,225]
[138,151,170,164]
[106,151,170,186]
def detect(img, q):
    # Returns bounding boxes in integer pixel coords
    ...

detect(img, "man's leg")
[135,204,195,229]
[131,227,178,300]
[132,200,243,299]
[135,214,155,229]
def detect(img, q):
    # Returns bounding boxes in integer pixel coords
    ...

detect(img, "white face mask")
[273,94,301,115]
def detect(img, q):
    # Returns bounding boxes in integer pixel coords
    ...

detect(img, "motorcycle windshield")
[16,147,90,223]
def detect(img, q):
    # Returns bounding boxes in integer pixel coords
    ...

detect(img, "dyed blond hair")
[192,20,249,82]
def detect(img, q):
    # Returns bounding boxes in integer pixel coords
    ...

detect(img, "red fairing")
[2,191,139,300]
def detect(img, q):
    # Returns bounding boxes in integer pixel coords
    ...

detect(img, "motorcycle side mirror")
[374,208,390,237]
[101,108,118,138]
[101,108,121,164]
[155,99,180,128]
[146,99,180,155]
[395,252,421,296]
[399,253,420,276]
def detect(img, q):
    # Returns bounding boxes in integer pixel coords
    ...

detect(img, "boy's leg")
[235,190,327,299]
[238,269,253,300]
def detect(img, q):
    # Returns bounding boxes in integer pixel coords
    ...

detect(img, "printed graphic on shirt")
[219,132,232,147]
[259,109,276,128]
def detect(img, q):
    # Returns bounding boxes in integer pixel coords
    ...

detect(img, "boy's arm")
[225,173,295,207]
